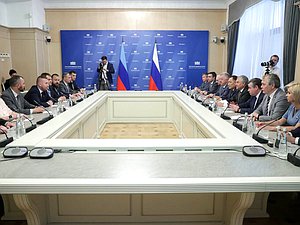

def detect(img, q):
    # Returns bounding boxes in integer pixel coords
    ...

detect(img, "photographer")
[97,56,115,91]
[262,54,280,76]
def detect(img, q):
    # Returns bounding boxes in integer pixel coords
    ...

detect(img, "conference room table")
[0,91,299,225]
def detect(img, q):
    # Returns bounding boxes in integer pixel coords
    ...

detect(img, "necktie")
[237,91,242,102]
[16,95,21,107]
[253,96,258,109]
[266,96,271,115]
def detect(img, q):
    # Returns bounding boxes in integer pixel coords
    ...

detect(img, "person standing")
[97,56,115,90]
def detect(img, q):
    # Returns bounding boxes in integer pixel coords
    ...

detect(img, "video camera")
[261,60,275,67]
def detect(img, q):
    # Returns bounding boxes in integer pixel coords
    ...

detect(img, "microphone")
[252,117,281,143]
[220,103,231,120]
[201,96,211,107]
[232,115,246,131]
[0,127,14,147]
[22,115,37,133]
[33,100,54,125]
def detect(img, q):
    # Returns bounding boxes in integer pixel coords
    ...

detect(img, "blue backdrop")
[61,30,208,90]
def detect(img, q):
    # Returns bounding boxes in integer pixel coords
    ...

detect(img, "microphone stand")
[0,127,14,147]
[252,118,281,143]
[220,103,231,120]
[22,115,37,133]
[33,101,54,125]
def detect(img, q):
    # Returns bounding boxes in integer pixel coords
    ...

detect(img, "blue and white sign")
[61,30,208,90]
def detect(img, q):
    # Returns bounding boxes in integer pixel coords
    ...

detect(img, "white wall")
[0,1,7,26]
[6,1,32,27]
[32,0,45,29]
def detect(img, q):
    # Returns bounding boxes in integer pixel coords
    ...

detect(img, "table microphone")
[201,97,210,107]
[33,101,54,125]
[252,117,280,144]
[0,128,13,147]
[22,115,37,133]
[232,115,245,131]
[220,103,231,120]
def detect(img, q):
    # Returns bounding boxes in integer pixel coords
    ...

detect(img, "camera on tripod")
[261,60,275,67]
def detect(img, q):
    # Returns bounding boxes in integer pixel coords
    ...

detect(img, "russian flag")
[149,43,163,91]
[117,42,130,91]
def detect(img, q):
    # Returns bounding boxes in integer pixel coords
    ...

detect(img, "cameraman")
[263,54,280,76]
[97,56,115,90]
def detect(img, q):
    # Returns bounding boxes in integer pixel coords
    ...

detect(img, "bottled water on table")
[15,114,25,139]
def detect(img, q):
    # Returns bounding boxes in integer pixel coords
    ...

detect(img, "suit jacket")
[58,81,72,97]
[290,127,300,145]
[49,85,64,102]
[206,81,219,94]
[1,88,35,115]
[0,118,7,126]
[215,85,230,99]
[68,81,80,93]
[199,82,209,91]
[254,88,290,121]
[24,85,52,107]
[238,92,265,114]
[225,89,238,102]
[97,62,115,84]
[234,88,251,105]
[4,78,11,90]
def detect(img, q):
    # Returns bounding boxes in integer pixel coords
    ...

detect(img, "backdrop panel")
[61,30,208,90]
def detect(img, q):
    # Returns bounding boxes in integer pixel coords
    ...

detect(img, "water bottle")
[179,82,183,91]
[93,84,97,93]
[83,88,87,99]
[188,86,192,96]
[274,126,281,149]
[242,112,248,133]
[247,115,255,136]
[278,128,287,158]
[68,96,73,107]
[15,114,25,139]
[183,84,187,93]
[57,99,64,114]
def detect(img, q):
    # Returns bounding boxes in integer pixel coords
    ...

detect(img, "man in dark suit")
[58,72,73,97]
[214,72,230,99]
[1,75,44,115]
[224,75,238,102]
[97,55,115,90]
[50,74,66,101]
[25,76,54,107]
[230,78,265,114]
[197,73,209,91]
[68,70,80,93]
[253,73,290,121]
[234,75,251,105]
[202,72,219,95]
[3,69,17,91]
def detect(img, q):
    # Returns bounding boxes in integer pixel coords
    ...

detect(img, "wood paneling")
[45,9,227,75]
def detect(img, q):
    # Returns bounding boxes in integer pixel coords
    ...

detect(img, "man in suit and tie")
[253,73,290,121]
[58,72,73,97]
[234,75,251,105]
[230,78,264,114]
[201,72,219,95]
[97,55,115,90]
[50,74,66,101]
[214,72,230,99]
[25,76,54,107]
[1,75,44,115]
[195,73,209,92]
[68,71,80,93]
